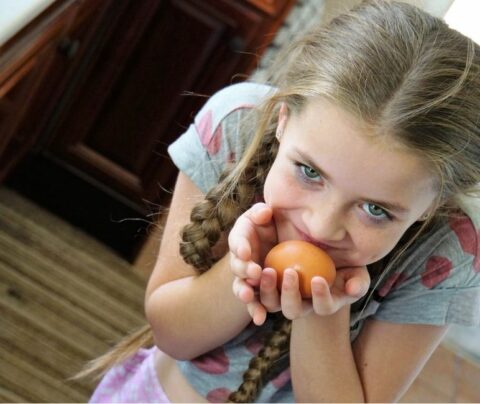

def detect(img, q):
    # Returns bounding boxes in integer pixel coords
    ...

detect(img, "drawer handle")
[58,37,80,59]
[229,36,246,52]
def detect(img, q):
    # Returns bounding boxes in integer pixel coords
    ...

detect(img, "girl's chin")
[329,255,364,269]
[332,260,353,269]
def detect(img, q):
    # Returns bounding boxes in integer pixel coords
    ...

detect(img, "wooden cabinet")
[0,0,111,181]
[44,0,296,211]
[2,0,296,260]
[0,0,75,180]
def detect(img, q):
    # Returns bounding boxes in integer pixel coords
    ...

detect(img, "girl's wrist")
[290,304,363,402]
[293,304,351,335]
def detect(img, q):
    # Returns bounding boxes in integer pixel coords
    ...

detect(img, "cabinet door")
[0,1,77,180]
[0,49,50,161]
[0,0,112,181]
[46,0,295,213]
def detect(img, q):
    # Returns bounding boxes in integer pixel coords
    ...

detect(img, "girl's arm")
[290,307,449,402]
[352,318,449,402]
[290,307,363,402]
[144,173,252,360]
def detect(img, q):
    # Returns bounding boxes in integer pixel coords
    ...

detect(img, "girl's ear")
[276,102,288,141]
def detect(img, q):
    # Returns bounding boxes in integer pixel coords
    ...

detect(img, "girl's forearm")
[145,255,252,360]
[290,306,365,403]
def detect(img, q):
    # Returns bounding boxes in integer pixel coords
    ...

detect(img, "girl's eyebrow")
[293,148,410,214]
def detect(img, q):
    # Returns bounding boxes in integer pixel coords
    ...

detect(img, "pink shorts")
[89,347,170,403]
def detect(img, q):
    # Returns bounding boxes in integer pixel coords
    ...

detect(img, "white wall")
[320,0,454,26]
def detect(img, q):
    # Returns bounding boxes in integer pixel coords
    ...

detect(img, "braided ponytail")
[228,315,292,403]
[180,172,255,272]
[180,102,280,271]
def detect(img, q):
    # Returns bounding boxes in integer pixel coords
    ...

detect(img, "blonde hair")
[79,1,480,402]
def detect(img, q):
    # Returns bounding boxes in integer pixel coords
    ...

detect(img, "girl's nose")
[305,201,347,242]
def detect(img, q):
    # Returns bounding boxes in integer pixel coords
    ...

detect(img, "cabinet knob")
[58,37,80,59]
[229,36,246,52]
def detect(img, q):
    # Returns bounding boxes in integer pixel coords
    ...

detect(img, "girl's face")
[263,99,438,268]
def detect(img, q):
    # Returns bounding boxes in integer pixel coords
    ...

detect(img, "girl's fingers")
[339,266,370,298]
[310,272,368,316]
[259,268,281,311]
[230,254,262,280]
[280,269,304,319]
[345,277,369,297]
[244,202,273,226]
[246,261,262,280]
[228,234,251,261]
[247,301,267,326]
[233,277,267,325]
[229,253,248,278]
[232,277,255,303]
[228,210,257,258]
[311,276,336,315]
[228,203,273,255]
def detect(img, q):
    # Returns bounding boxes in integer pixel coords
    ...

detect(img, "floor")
[401,343,480,402]
[0,187,147,402]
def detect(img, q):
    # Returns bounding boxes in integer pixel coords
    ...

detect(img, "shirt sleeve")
[167,82,275,194]
[372,216,480,327]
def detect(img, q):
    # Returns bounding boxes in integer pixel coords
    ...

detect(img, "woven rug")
[0,186,147,402]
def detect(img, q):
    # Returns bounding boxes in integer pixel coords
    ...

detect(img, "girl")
[86,0,480,402]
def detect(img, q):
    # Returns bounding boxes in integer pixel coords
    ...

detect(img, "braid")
[180,108,279,273]
[179,171,254,272]
[228,315,292,403]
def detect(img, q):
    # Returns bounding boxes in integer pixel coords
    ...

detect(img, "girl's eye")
[299,164,321,180]
[362,203,391,222]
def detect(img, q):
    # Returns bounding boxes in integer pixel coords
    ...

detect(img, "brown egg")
[264,240,336,298]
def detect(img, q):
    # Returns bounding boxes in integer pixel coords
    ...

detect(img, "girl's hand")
[228,203,277,325]
[259,265,371,320]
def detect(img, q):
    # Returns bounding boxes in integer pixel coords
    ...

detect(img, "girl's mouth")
[296,228,337,251]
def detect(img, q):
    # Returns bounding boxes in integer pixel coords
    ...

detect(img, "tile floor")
[401,327,480,402]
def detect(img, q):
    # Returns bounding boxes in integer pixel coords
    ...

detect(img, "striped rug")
[0,187,147,402]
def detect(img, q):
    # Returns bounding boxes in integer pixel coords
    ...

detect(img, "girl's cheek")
[353,232,400,265]
[263,175,274,206]
[264,176,299,208]
[263,166,284,205]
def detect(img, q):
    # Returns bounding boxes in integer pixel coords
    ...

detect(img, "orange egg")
[264,240,336,298]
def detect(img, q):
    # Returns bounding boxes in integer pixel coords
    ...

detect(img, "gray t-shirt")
[168,82,480,403]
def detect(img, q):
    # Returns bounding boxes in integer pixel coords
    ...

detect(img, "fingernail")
[359,282,369,295]
[252,202,264,211]
[261,276,271,287]
[312,279,323,293]
[283,270,295,287]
